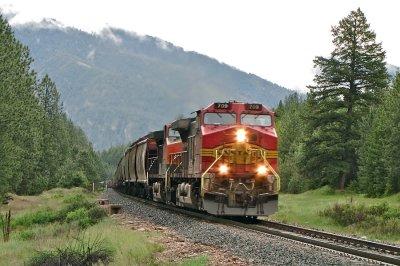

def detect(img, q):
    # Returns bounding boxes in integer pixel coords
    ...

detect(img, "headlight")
[256,165,268,176]
[218,164,229,175]
[236,129,247,143]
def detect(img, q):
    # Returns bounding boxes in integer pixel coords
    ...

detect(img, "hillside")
[13,19,292,149]
[388,64,400,78]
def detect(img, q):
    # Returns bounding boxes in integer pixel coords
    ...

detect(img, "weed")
[57,194,94,221]
[88,206,107,224]
[320,202,400,237]
[18,230,36,241]
[180,255,208,266]
[28,234,115,266]
[66,208,92,229]
[13,208,58,228]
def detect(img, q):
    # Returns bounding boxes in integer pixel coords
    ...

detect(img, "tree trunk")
[339,172,346,191]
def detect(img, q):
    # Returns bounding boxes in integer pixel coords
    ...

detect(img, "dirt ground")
[113,213,249,265]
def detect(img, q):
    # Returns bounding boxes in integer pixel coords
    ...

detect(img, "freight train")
[112,101,280,216]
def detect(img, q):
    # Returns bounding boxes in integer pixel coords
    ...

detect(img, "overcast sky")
[1,0,399,91]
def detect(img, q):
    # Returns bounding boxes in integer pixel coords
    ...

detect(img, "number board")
[214,102,231,109]
[245,103,262,111]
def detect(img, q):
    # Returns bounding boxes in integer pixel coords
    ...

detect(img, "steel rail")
[112,190,400,265]
[259,220,400,256]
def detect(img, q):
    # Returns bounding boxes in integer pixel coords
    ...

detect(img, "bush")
[18,230,36,240]
[57,194,94,221]
[28,235,115,266]
[57,171,89,189]
[88,206,107,224]
[66,208,91,229]
[13,209,58,227]
[320,202,400,236]
[287,176,307,194]
[64,204,107,229]
[12,194,106,230]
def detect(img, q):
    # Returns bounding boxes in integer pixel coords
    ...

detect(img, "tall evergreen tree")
[302,8,388,189]
[358,73,400,196]
[275,93,306,193]
[36,75,63,188]
[0,14,44,195]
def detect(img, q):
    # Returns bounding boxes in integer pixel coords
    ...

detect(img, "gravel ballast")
[104,189,371,265]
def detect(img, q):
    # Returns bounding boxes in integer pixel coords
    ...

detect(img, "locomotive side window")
[241,114,272,126]
[168,128,181,142]
[204,113,236,125]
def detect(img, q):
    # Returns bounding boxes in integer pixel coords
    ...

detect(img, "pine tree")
[36,75,64,188]
[358,73,400,196]
[275,93,307,193]
[302,8,388,189]
[0,14,44,195]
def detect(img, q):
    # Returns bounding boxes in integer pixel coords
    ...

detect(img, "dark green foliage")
[358,73,400,196]
[302,8,389,189]
[12,194,106,230]
[275,93,307,193]
[87,206,107,224]
[0,14,44,197]
[321,202,388,226]
[65,208,92,228]
[28,235,115,266]
[320,202,400,236]
[57,194,95,221]
[13,209,58,227]
[0,14,105,197]
[98,145,126,179]
[18,230,36,240]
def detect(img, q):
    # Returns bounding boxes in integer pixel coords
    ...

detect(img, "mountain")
[13,19,293,150]
[388,64,399,78]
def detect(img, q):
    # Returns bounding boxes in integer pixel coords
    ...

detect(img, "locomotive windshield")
[204,112,236,125]
[241,114,272,126]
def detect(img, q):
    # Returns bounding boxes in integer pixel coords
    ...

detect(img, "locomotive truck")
[112,101,280,216]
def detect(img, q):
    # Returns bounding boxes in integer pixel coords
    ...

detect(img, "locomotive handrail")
[261,151,281,192]
[200,149,226,196]
[147,156,158,172]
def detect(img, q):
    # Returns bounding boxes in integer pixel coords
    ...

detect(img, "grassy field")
[0,188,207,266]
[269,187,400,243]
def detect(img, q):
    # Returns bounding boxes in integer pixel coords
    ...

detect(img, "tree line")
[0,14,105,200]
[276,8,400,197]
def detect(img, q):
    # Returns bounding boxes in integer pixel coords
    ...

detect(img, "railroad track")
[112,190,400,265]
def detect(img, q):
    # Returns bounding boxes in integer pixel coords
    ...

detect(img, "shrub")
[320,202,400,236]
[18,230,36,240]
[57,194,94,221]
[66,208,91,229]
[11,194,106,231]
[28,235,115,266]
[88,206,107,224]
[57,171,89,189]
[13,209,58,227]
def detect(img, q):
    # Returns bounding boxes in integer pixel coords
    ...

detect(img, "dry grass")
[0,188,168,266]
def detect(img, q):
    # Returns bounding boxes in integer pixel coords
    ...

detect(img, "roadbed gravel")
[104,189,373,265]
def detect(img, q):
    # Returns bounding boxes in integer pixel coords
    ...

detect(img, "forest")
[0,14,105,201]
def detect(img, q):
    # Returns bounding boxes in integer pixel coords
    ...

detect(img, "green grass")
[179,255,208,266]
[0,188,168,265]
[268,187,400,243]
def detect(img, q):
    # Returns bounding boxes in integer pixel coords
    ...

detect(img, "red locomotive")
[112,101,280,216]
